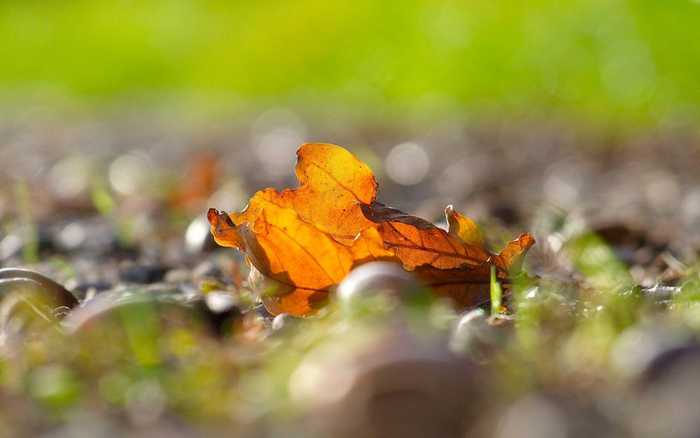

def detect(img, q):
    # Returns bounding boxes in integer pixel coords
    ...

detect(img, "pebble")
[271,313,301,333]
[0,268,79,310]
[0,234,23,261]
[496,392,620,438]
[449,308,514,363]
[204,291,238,313]
[611,323,692,380]
[0,268,79,353]
[164,268,192,284]
[640,343,700,386]
[192,260,223,282]
[626,343,700,438]
[0,225,54,261]
[198,292,243,337]
[337,262,424,315]
[184,216,218,254]
[62,286,202,336]
[289,326,479,438]
[119,264,169,284]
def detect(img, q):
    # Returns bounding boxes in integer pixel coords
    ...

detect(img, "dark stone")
[72,281,114,296]
[199,292,243,337]
[119,264,169,284]
[640,343,700,386]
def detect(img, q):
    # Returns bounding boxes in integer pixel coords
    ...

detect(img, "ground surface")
[1,113,700,437]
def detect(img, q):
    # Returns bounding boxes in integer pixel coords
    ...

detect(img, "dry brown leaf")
[361,202,493,271]
[261,287,329,317]
[208,143,534,315]
[233,143,377,245]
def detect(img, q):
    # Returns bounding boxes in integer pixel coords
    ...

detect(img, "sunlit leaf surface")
[209,143,534,315]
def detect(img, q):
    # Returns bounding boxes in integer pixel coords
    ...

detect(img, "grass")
[1,1,699,128]
[490,265,503,316]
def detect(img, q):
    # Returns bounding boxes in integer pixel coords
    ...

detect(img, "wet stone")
[0,268,79,310]
[0,268,79,352]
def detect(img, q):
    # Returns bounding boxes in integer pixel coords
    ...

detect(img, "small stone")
[271,313,301,332]
[0,268,79,310]
[192,260,223,282]
[55,222,88,252]
[205,291,238,314]
[449,308,511,362]
[197,294,243,337]
[119,264,169,284]
[0,268,79,352]
[611,323,691,380]
[497,393,620,438]
[164,269,192,284]
[337,262,425,316]
[0,234,23,261]
[639,343,700,386]
[185,216,218,254]
[71,281,113,297]
[289,326,480,438]
[63,286,209,341]
[0,225,54,261]
[629,343,700,438]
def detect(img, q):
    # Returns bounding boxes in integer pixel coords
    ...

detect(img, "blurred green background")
[1,0,698,127]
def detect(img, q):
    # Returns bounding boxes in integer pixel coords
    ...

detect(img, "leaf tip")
[496,233,536,270]
[445,205,484,246]
[206,207,220,225]
[207,207,244,249]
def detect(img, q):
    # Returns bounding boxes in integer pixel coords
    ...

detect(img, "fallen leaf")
[361,201,534,307]
[361,202,493,271]
[446,204,484,246]
[209,143,534,316]
[261,286,329,317]
[208,201,392,292]
[232,143,377,245]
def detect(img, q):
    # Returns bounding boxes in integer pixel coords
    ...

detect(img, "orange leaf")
[361,202,493,271]
[446,204,484,246]
[233,143,377,244]
[261,287,329,317]
[208,143,534,315]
